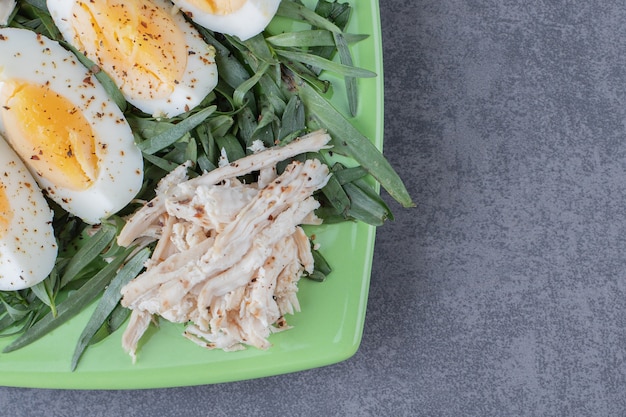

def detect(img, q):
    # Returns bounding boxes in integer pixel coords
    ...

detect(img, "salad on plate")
[0,0,412,387]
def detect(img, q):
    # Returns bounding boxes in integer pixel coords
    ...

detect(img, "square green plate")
[0,0,384,389]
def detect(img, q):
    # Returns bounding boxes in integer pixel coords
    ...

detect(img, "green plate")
[0,0,384,389]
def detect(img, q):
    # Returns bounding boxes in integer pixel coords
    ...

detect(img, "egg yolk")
[184,0,246,14]
[0,81,98,191]
[0,182,12,239]
[69,0,188,101]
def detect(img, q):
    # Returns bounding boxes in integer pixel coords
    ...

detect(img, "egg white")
[172,0,282,41]
[0,27,144,225]
[0,135,57,291]
[48,0,219,118]
[0,0,16,26]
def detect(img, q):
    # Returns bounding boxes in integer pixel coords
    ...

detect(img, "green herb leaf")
[278,95,306,142]
[70,248,149,371]
[3,247,132,353]
[287,71,415,208]
[0,295,30,322]
[266,30,367,48]
[60,223,117,287]
[29,271,58,317]
[343,181,392,226]
[276,49,376,78]
[137,106,217,155]
[216,134,246,161]
[27,4,59,40]
[333,32,358,116]
[276,0,342,33]
[233,62,271,108]
[22,0,47,11]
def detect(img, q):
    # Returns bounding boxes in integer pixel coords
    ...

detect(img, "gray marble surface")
[3,0,626,415]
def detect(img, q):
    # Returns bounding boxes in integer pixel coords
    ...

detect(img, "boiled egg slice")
[0,1,16,26]
[48,0,218,118]
[0,134,57,291]
[0,28,144,225]
[171,0,282,41]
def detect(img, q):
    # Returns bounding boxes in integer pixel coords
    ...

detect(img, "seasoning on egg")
[0,135,57,291]
[48,0,218,118]
[171,0,282,41]
[0,27,144,225]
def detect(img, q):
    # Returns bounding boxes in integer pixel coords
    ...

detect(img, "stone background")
[3,1,626,415]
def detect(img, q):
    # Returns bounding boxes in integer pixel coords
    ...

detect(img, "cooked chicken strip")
[121,310,153,361]
[117,130,331,247]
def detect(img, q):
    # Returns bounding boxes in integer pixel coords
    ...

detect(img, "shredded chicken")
[119,130,332,360]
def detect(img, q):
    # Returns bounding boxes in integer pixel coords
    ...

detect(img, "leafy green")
[70,248,150,371]
[60,223,117,287]
[266,30,367,48]
[3,245,134,353]
[285,70,414,208]
[136,106,217,155]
